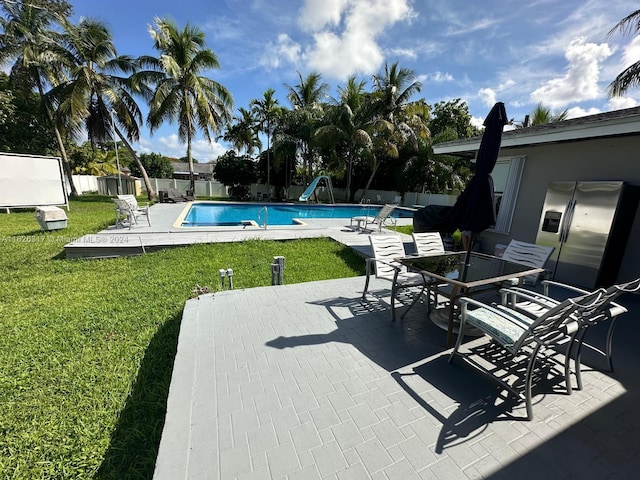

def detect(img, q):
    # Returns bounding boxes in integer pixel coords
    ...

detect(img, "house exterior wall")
[481,135,640,283]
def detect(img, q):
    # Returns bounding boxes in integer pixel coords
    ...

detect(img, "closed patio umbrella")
[449,102,508,267]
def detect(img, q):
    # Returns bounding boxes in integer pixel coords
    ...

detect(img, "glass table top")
[399,252,541,286]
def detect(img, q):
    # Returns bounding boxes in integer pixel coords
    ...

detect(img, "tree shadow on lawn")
[96,313,181,479]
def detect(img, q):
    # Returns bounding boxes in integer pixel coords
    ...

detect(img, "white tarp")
[0,153,68,208]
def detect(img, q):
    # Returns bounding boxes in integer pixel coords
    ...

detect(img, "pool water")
[181,203,412,227]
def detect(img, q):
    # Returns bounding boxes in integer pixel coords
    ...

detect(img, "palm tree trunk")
[116,128,157,201]
[38,81,78,197]
[187,135,195,195]
[360,156,380,202]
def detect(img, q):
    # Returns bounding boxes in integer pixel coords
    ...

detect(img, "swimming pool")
[180,203,413,227]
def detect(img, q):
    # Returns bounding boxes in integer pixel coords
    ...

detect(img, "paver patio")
[153,276,640,479]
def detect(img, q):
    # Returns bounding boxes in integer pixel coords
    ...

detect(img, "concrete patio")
[153,275,640,479]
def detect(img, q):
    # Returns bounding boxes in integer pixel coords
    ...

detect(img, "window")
[492,156,525,233]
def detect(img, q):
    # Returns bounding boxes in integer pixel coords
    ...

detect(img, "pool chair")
[500,277,640,392]
[114,196,150,229]
[350,204,397,233]
[362,235,427,321]
[449,288,612,420]
[501,240,554,285]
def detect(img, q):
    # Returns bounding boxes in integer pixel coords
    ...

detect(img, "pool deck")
[64,202,415,259]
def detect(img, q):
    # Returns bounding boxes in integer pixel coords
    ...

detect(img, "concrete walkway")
[153,276,640,479]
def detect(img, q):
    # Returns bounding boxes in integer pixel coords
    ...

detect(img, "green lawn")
[0,196,365,479]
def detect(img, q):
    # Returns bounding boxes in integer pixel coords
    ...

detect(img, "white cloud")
[265,0,414,80]
[622,36,640,69]
[478,87,497,107]
[565,106,601,119]
[298,0,348,31]
[259,34,303,70]
[607,96,638,110]
[530,37,612,108]
[388,47,418,60]
[470,116,484,130]
[425,71,454,83]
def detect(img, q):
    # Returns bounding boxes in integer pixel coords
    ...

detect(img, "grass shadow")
[96,313,181,479]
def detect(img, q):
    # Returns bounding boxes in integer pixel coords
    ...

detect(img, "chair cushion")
[466,307,534,348]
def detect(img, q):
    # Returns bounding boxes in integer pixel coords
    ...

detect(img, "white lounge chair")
[114,195,150,229]
[362,235,426,321]
[350,204,397,232]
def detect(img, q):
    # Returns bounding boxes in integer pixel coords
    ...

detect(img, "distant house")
[433,106,640,285]
[171,162,215,181]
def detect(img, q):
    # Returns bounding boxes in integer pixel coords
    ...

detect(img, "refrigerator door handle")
[561,199,576,243]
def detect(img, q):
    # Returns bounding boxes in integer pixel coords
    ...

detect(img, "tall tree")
[250,88,280,197]
[141,17,233,194]
[221,107,260,155]
[608,9,640,97]
[315,76,374,201]
[360,62,423,199]
[285,71,328,185]
[371,61,422,122]
[48,17,157,198]
[0,0,79,195]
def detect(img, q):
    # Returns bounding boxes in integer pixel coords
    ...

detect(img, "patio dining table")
[398,251,544,347]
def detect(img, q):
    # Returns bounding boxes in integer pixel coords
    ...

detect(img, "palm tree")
[250,88,280,198]
[285,71,328,185]
[360,62,424,199]
[0,0,79,196]
[608,9,640,97]
[47,17,157,199]
[315,76,374,201]
[371,61,422,122]
[516,103,567,128]
[141,17,233,194]
[221,107,261,155]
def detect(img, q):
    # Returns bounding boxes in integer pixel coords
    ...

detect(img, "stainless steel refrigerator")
[535,181,640,289]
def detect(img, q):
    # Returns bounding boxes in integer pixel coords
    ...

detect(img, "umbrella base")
[430,308,484,337]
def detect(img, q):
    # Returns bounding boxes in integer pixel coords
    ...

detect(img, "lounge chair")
[362,235,427,321]
[501,240,554,285]
[350,204,397,232]
[114,195,150,229]
[449,288,613,420]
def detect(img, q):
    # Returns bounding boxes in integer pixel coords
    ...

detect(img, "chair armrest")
[541,280,590,297]
[499,287,559,310]
[366,256,402,272]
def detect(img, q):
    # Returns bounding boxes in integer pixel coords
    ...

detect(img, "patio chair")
[114,196,150,229]
[449,288,609,420]
[501,240,554,285]
[500,277,640,391]
[411,232,445,256]
[350,204,397,233]
[362,235,427,321]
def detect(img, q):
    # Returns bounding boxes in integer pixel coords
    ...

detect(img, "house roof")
[171,162,215,175]
[433,106,640,157]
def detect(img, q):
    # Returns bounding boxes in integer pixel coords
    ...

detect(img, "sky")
[67,0,640,162]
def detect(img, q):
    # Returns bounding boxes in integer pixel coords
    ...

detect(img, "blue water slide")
[299,176,329,201]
